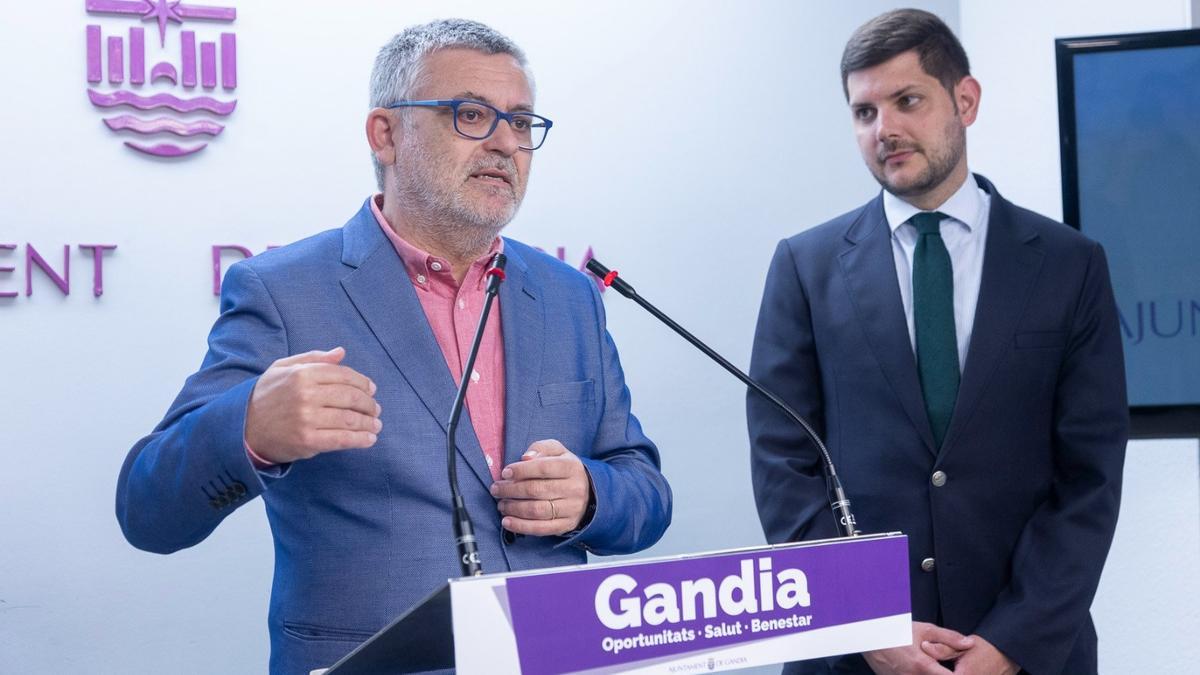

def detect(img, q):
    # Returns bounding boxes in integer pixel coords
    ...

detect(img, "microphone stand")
[586,258,860,537]
[447,253,508,576]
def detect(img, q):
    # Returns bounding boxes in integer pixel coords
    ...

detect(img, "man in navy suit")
[748,9,1126,675]
[116,19,671,674]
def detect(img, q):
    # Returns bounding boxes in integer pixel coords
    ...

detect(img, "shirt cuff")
[244,439,277,469]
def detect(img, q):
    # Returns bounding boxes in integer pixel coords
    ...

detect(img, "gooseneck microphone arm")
[447,253,508,576]
[585,258,860,538]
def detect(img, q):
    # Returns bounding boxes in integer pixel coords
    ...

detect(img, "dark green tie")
[911,211,959,448]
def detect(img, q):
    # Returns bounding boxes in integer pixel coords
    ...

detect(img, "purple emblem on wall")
[105,114,223,136]
[88,89,236,114]
[129,27,145,83]
[107,36,124,83]
[181,30,197,86]
[200,41,216,88]
[150,62,178,84]
[124,141,208,156]
[86,0,236,45]
[85,0,237,159]
[86,26,102,82]
[220,33,236,89]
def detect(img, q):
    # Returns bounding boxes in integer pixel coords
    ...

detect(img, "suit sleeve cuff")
[235,379,291,483]
[556,457,616,552]
[975,615,1058,675]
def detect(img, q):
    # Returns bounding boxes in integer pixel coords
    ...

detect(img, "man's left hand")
[934,634,1017,675]
[491,439,591,536]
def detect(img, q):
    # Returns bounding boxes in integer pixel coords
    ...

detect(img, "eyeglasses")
[387,99,553,151]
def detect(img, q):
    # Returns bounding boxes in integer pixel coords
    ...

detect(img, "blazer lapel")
[498,243,545,468]
[839,195,938,455]
[338,201,494,490]
[939,177,1044,457]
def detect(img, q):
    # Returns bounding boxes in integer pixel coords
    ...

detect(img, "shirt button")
[921,557,936,573]
[458,299,465,309]
[430,261,443,272]
[485,454,494,467]
[470,370,480,383]
[416,274,427,284]
[931,470,947,487]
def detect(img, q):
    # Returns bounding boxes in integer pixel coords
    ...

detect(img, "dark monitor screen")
[1057,29,1200,438]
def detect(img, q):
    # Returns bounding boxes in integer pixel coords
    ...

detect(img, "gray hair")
[368,18,533,190]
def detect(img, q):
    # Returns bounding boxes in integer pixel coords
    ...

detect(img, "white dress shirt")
[883,173,992,372]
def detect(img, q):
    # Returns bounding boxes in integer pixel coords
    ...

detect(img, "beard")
[870,116,966,198]
[391,132,526,255]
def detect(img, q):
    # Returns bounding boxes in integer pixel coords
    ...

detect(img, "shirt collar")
[370,193,503,289]
[883,171,984,234]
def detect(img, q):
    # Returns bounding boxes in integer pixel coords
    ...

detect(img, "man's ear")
[955,76,982,127]
[366,108,399,167]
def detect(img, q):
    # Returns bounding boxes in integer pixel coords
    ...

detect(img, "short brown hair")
[840,9,969,99]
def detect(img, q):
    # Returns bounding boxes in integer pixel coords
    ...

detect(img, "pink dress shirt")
[370,195,507,481]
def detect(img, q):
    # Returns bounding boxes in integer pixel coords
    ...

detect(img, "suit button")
[503,530,517,545]
[931,470,947,487]
[921,557,936,573]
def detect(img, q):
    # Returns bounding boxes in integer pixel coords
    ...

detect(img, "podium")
[321,533,910,674]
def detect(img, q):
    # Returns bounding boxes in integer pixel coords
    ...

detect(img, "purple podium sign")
[504,535,910,674]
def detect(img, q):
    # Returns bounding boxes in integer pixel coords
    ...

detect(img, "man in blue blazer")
[116,19,671,674]
[749,10,1126,675]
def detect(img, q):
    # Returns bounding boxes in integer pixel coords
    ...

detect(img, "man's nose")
[482,118,521,156]
[874,108,899,143]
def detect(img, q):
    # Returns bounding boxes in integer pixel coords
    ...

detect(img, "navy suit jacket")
[116,200,672,674]
[748,176,1127,675]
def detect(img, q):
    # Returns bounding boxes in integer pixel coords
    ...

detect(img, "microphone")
[447,252,508,576]
[585,258,861,537]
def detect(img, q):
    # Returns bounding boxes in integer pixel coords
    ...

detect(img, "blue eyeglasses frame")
[386,99,554,151]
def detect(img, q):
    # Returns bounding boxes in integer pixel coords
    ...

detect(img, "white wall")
[960,0,1192,218]
[959,1,1200,673]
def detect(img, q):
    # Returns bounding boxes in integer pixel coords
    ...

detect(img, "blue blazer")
[116,200,672,674]
[748,176,1127,675]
